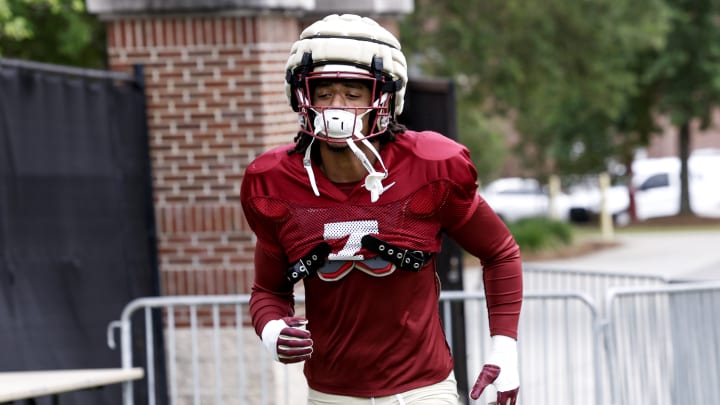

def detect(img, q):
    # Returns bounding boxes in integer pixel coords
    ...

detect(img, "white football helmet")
[285,14,408,203]
[285,14,408,142]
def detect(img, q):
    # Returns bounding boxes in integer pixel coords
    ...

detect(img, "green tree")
[0,0,105,68]
[457,100,508,184]
[400,0,671,179]
[631,0,720,215]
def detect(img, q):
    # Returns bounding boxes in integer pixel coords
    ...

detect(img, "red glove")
[470,335,520,404]
[260,316,313,364]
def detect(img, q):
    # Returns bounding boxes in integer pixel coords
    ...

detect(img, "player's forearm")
[250,242,296,336]
[482,248,523,338]
[448,201,523,338]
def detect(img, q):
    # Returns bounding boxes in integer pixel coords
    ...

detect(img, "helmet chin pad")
[313,109,367,140]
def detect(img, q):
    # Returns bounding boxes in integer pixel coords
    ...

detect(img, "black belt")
[361,235,431,272]
[286,242,331,284]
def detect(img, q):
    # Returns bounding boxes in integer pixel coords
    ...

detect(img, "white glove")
[470,335,520,404]
[261,317,313,364]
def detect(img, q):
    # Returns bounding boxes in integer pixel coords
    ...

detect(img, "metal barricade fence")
[108,291,605,405]
[108,295,272,405]
[522,265,669,307]
[440,290,604,405]
[603,281,720,405]
[107,268,712,405]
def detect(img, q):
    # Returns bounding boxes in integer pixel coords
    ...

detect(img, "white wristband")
[486,335,519,391]
[261,319,288,361]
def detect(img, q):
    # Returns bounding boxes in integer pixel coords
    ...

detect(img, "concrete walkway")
[523,228,720,281]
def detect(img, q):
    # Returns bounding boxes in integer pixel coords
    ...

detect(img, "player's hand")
[261,316,313,364]
[470,335,519,404]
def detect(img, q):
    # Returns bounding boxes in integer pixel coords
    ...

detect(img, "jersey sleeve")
[410,132,522,337]
[241,146,300,335]
[248,241,297,336]
[447,196,523,338]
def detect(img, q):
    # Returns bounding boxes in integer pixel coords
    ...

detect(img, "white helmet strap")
[345,135,394,203]
[303,138,321,197]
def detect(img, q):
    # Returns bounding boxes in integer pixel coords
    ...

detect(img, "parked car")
[567,180,631,226]
[568,149,720,225]
[632,151,720,220]
[480,177,570,223]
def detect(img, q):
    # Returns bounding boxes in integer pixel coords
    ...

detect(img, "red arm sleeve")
[248,242,296,336]
[447,195,523,339]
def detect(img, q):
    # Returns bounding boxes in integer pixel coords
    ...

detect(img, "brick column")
[106,15,300,295]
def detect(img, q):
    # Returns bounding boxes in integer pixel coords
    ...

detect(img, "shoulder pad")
[408,131,467,161]
[246,145,294,174]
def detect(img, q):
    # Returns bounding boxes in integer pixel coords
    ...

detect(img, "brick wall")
[106,14,300,296]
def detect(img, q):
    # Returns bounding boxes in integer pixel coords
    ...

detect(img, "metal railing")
[604,281,720,405]
[522,265,669,306]
[108,291,605,405]
[107,270,718,405]
[441,290,604,405]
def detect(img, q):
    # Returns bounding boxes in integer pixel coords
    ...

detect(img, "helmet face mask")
[285,14,407,202]
[294,69,394,143]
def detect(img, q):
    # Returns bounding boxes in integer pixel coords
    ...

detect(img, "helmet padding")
[285,14,408,115]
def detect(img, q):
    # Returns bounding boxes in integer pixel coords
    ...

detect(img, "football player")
[241,13,522,405]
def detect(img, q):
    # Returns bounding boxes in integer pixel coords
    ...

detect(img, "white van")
[632,151,720,220]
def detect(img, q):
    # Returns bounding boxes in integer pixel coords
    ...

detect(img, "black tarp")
[0,60,161,405]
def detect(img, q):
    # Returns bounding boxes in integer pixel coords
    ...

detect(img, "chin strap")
[303,138,321,197]
[345,134,394,203]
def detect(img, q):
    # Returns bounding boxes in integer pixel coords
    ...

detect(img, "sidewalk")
[523,228,720,280]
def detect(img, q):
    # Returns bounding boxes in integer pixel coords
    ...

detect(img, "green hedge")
[506,217,574,253]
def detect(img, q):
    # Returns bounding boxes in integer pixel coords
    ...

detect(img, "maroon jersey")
[241,130,522,397]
